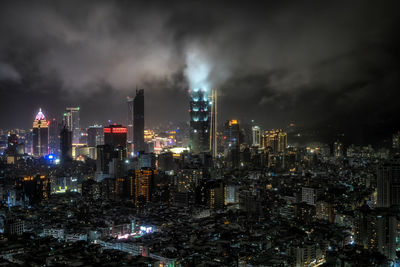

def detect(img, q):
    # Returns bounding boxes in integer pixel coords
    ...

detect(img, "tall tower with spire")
[209,89,218,158]
[32,108,49,157]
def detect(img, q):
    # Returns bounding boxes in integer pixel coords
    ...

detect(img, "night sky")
[0,1,399,145]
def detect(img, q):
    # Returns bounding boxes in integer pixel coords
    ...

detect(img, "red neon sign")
[104,128,111,133]
[112,128,127,133]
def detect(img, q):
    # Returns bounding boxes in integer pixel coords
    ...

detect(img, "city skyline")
[1,1,400,266]
[0,1,399,146]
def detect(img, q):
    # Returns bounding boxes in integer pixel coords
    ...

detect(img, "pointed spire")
[35,108,46,121]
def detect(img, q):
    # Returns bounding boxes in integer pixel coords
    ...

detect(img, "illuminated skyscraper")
[261,129,287,153]
[133,89,144,153]
[63,107,80,144]
[32,108,49,157]
[189,89,211,154]
[252,126,261,147]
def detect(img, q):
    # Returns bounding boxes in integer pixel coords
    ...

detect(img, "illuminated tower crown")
[32,108,49,157]
[33,108,48,128]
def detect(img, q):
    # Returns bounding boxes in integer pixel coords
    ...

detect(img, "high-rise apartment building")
[133,89,144,153]
[32,109,49,157]
[377,212,397,261]
[261,129,287,153]
[377,158,400,207]
[63,107,80,144]
[135,169,156,205]
[189,89,211,154]
[210,180,225,210]
[252,126,261,147]
[301,187,323,206]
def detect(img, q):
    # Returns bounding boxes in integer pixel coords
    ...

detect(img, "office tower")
[223,120,241,168]
[133,89,144,153]
[126,96,134,143]
[189,88,211,154]
[48,118,61,156]
[63,107,80,144]
[135,169,156,205]
[261,129,287,153]
[104,125,127,148]
[32,108,49,157]
[209,89,218,158]
[377,158,400,207]
[87,125,104,147]
[252,126,261,147]
[60,126,72,163]
[98,125,128,180]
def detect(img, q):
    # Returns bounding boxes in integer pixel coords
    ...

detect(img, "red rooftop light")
[112,128,127,133]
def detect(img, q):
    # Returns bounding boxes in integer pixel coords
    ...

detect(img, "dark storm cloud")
[0,0,399,144]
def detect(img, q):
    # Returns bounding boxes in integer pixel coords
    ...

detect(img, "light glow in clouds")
[185,46,211,91]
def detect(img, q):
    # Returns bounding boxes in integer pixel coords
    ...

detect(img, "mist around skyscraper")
[1,1,400,266]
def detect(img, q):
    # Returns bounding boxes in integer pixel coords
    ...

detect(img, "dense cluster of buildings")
[1,87,400,266]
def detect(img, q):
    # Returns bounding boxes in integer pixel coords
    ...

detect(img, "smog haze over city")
[1,1,400,266]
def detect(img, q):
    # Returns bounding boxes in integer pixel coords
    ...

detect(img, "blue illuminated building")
[189,89,211,153]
